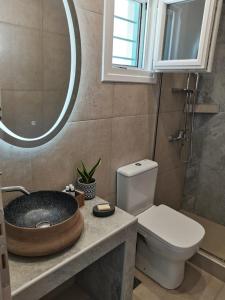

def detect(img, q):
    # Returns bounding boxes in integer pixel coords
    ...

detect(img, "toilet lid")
[138,205,205,249]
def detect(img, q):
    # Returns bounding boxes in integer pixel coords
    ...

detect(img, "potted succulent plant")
[76,158,101,200]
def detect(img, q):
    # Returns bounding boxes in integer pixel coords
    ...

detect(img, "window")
[102,0,223,83]
[112,0,146,67]
[153,0,221,71]
[102,0,157,83]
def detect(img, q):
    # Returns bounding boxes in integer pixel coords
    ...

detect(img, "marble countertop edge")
[12,214,137,297]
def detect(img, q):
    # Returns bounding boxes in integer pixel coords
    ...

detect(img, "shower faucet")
[168,130,186,143]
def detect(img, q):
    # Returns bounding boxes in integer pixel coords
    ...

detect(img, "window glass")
[112,0,142,67]
[114,0,140,22]
[113,18,138,41]
[162,0,206,60]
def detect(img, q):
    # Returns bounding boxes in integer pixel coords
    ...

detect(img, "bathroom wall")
[183,2,225,225]
[154,74,188,210]
[0,0,159,205]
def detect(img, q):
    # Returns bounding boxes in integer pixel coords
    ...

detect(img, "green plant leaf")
[81,161,90,181]
[89,158,101,180]
[77,167,87,183]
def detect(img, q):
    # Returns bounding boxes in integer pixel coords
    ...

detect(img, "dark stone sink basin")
[5,191,78,228]
[4,191,84,257]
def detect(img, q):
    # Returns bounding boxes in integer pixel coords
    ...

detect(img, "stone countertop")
[8,197,137,299]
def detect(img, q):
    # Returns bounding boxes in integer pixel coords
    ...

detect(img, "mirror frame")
[0,0,81,148]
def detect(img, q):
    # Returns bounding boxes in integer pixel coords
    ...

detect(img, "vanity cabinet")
[41,244,125,300]
[8,198,137,300]
[0,175,11,300]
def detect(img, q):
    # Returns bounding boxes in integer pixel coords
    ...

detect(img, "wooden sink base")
[6,209,84,257]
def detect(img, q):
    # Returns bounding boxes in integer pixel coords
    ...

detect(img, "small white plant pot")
[76,178,96,200]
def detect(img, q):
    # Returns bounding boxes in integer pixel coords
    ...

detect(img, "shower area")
[154,2,225,263]
[183,1,225,261]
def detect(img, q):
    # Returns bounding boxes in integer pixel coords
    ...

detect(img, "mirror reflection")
[0,0,76,141]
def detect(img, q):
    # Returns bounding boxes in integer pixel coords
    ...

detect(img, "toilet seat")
[138,205,205,251]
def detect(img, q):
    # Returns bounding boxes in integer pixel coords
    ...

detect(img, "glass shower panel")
[162,0,206,60]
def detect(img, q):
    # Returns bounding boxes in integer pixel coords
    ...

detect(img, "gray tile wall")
[183,3,225,225]
[154,74,188,210]
[0,0,159,205]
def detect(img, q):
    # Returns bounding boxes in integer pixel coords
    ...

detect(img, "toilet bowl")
[117,160,205,289]
[136,205,205,289]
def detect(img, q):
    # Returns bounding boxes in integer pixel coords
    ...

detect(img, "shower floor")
[182,210,225,262]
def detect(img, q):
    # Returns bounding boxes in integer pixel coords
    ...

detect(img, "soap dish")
[93,203,115,218]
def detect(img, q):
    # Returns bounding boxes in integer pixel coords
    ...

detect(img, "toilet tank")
[117,160,158,215]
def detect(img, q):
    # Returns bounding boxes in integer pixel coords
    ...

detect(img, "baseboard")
[190,250,225,282]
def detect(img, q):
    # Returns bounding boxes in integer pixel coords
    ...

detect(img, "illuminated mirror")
[0,0,81,147]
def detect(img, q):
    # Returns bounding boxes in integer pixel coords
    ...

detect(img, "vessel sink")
[4,191,84,257]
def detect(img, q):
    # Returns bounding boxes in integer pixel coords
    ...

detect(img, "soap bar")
[97,204,111,211]
[93,203,115,218]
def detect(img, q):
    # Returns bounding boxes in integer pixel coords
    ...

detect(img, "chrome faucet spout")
[0,186,30,195]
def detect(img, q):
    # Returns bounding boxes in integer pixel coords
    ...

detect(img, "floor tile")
[134,263,224,300]
[215,284,225,300]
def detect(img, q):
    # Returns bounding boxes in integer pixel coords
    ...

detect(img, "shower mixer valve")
[168,130,186,143]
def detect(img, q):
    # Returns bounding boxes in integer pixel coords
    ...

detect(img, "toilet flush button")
[135,163,142,166]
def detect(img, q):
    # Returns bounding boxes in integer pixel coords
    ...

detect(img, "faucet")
[168,130,186,143]
[0,186,30,195]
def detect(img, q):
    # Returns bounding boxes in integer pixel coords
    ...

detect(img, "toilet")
[117,159,205,290]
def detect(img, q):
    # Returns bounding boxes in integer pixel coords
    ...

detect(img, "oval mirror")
[0,0,81,147]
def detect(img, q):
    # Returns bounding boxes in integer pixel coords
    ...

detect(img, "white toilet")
[117,159,205,290]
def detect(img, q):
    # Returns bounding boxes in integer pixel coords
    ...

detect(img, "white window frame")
[101,0,157,83]
[153,0,218,71]
[102,0,223,82]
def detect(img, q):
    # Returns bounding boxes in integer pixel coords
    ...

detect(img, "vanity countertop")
[8,197,137,300]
